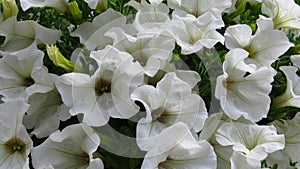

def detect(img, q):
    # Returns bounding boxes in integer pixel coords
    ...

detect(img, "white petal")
[31,124,102,169]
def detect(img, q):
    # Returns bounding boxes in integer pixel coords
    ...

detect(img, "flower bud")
[1,0,19,20]
[46,44,78,72]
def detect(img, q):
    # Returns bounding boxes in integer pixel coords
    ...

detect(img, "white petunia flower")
[71,8,127,51]
[0,50,56,101]
[167,0,232,18]
[0,101,33,169]
[262,0,300,29]
[271,113,300,163]
[131,72,207,149]
[31,123,104,169]
[23,88,71,138]
[140,122,217,169]
[215,48,276,122]
[126,0,170,33]
[0,17,61,54]
[273,66,300,108]
[56,45,144,126]
[215,122,285,169]
[106,28,175,76]
[167,12,224,54]
[224,16,294,68]
[20,0,69,12]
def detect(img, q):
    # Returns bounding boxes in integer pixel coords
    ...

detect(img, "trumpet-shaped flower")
[215,49,276,122]
[140,122,217,169]
[106,28,175,76]
[71,8,126,51]
[0,50,56,101]
[131,72,207,148]
[0,101,33,169]
[215,122,285,169]
[31,123,104,169]
[0,17,61,54]
[271,113,300,163]
[273,66,300,108]
[55,45,144,126]
[224,16,294,68]
[126,0,170,33]
[20,0,69,12]
[23,89,71,138]
[167,0,232,18]
[262,0,300,29]
[167,12,224,54]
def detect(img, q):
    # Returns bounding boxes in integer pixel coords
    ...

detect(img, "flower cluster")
[0,0,299,168]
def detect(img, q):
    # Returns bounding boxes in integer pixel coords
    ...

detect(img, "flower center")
[24,77,34,87]
[95,78,111,96]
[4,137,26,154]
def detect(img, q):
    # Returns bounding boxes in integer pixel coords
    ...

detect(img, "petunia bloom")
[131,72,207,149]
[126,0,170,33]
[0,17,61,54]
[167,12,224,54]
[31,123,104,169]
[0,50,56,101]
[224,16,293,68]
[215,122,285,169]
[140,122,217,169]
[262,0,300,29]
[167,0,232,18]
[267,113,300,167]
[106,28,175,76]
[0,101,33,169]
[56,45,144,126]
[215,48,276,122]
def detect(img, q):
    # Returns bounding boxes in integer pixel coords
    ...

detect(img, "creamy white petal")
[216,122,285,162]
[71,9,126,50]
[23,89,70,138]
[167,12,224,54]
[31,123,103,169]
[274,66,300,108]
[0,17,61,54]
[215,49,276,121]
[0,50,55,101]
[140,122,216,169]
[272,113,300,162]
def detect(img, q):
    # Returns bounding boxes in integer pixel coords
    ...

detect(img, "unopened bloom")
[1,0,19,20]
